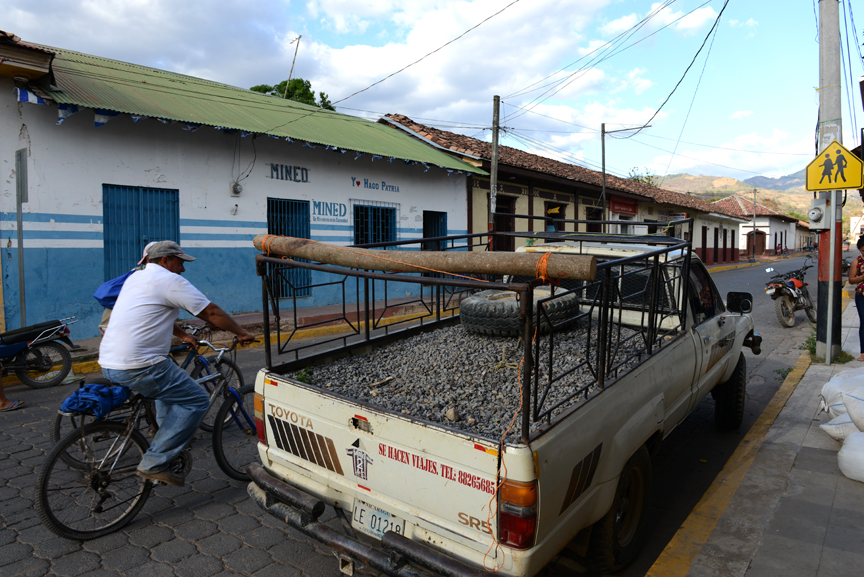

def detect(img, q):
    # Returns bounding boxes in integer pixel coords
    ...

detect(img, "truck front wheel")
[587,446,652,574]
[712,352,747,430]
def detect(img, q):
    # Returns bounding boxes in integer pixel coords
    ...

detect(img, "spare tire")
[460,287,580,337]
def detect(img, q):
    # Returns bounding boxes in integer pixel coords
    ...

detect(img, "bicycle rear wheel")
[194,356,244,432]
[36,421,153,540]
[212,384,256,481]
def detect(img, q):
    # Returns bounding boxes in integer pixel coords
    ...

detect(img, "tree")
[250,78,335,111]
[627,167,662,187]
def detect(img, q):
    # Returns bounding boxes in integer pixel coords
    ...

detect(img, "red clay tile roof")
[380,114,741,219]
[0,30,55,54]
[712,195,797,222]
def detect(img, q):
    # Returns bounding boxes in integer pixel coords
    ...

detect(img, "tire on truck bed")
[459,287,580,337]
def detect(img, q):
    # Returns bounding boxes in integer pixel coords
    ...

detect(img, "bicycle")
[35,339,258,540]
[50,323,243,445]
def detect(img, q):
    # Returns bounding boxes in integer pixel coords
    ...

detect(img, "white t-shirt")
[99,263,211,370]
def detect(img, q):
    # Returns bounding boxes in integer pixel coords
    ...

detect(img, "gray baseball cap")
[146,241,196,261]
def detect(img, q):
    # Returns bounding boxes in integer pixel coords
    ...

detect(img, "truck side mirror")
[726,292,753,314]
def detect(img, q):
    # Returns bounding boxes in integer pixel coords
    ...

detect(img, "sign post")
[806,140,862,364]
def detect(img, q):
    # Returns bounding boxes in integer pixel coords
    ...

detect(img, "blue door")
[102,185,180,280]
[267,198,311,298]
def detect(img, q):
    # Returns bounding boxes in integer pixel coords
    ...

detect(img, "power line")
[659,14,720,185]
[625,137,766,176]
[618,0,729,139]
[504,129,630,177]
[502,0,682,100]
[503,1,680,122]
[263,0,524,134]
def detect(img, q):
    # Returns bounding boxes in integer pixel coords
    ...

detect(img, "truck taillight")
[254,393,267,446]
[498,479,537,550]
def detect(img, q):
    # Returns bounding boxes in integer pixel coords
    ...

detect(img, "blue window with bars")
[354,205,396,245]
[267,198,311,298]
[102,185,179,280]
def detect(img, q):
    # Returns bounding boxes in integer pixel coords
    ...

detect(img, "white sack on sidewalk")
[821,372,864,417]
[838,432,864,483]
[843,387,864,431]
[819,414,861,442]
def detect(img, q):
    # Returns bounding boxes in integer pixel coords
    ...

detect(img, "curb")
[647,349,812,577]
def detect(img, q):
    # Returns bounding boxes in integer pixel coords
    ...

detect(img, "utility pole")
[750,188,756,263]
[283,36,302,98]
[488,95,500,251]
[817,0,842,363]
[601,123,650,234]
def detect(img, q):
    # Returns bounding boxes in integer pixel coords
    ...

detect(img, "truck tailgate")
[256,370,527,558]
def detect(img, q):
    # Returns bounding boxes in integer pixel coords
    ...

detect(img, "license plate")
[351,499,406,539]
[765,288,775,295]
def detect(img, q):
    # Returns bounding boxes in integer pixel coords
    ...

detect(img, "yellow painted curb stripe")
[647,350,811,577]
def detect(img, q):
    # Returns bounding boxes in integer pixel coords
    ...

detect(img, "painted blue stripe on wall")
[0,213,103,224]
[310,224,354,232]
[8,230,103,240]
[179,233,258,241]
[180,218,267,228]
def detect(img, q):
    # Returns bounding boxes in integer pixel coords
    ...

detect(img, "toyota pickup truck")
[247,227,761,577]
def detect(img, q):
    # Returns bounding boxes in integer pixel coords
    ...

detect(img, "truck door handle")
[703,336,711,344]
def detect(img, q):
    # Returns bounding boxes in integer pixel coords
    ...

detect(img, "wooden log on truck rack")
[253,234,597,281]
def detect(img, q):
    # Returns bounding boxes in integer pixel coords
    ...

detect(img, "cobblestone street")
[0,379,372,577]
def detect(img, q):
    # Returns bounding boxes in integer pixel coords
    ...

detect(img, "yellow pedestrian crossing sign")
[806,140,863,191]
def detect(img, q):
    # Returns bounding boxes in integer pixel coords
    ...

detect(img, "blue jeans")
[103,357,209,473]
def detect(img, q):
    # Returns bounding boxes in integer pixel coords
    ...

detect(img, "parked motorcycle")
[0,317,78,388]
[842,256,851,275]
[765,260,816,327]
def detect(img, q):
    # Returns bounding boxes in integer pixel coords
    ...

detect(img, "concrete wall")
[1,78,468,337]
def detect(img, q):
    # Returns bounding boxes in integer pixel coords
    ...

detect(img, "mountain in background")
[660,170,862,223]
[743,169,805,191]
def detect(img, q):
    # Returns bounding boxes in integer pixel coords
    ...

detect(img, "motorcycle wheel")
[803,288,817,324]
[15,342,72,388]
[774,295,796,328]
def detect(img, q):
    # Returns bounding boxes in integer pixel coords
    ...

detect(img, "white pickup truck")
[247,235,761,577]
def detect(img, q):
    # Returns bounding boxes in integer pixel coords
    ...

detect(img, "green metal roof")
[37,45,484,174]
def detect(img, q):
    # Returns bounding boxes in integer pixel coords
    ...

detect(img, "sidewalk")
[651,287,864,577]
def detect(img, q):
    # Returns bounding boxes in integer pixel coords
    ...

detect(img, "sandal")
[857,354,864,362]
[0,400,25,412]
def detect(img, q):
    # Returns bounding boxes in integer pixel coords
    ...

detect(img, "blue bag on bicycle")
[60,384,130,419]
[93,270,135,309]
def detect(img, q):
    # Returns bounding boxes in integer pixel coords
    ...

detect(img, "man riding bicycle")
[99,241,255,486]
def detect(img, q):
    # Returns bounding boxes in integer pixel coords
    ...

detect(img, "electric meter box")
[808,198,830,231]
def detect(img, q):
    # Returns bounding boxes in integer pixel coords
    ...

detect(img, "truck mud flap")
[247,463,490,577]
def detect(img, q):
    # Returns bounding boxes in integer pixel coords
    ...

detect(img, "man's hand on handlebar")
[236,329,256,345]
[178,332,199,349]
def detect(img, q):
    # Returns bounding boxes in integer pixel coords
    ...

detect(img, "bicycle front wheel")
[36,421,153,540]
[212,384,256,481]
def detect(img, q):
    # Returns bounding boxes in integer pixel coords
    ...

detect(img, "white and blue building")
[0,34,481,338]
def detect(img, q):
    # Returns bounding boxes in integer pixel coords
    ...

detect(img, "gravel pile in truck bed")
[292,322,642,443]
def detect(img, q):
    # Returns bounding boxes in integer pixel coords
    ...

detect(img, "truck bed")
[287,320,642,443]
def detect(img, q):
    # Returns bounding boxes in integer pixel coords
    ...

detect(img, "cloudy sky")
[4,0,860,187]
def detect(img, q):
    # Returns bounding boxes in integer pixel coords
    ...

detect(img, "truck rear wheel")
[587,446,652,574]
[712,352,746,430]
[459,288,579,337]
